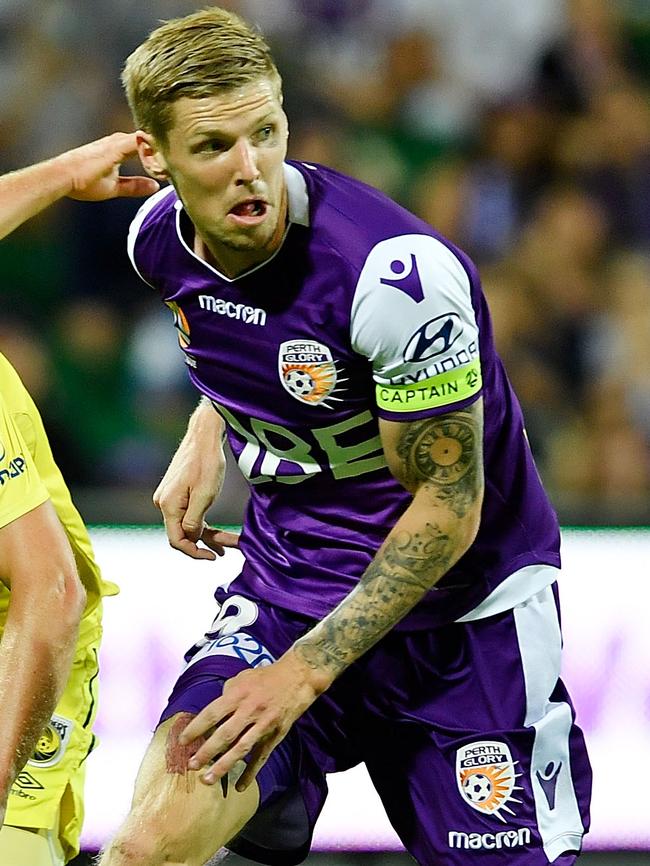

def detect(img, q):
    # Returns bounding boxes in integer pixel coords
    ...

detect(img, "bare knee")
[99,822,167,866]
[99,714,258,866]
[100,816,224,866]
[99,835,158,866]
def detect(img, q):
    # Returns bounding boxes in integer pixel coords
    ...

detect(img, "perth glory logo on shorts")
[278,339,340,407]
[456,740,523,823]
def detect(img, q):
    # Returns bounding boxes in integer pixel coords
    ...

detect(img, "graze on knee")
[165,713,208,778]
[164,713,237,798]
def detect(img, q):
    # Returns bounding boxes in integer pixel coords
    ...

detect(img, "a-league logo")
[28,714,74,768]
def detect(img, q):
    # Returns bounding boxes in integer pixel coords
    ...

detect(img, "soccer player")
[104,8,592,865]
[0,134,157,865]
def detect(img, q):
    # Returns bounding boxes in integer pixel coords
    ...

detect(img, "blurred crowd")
[1,0,649,524]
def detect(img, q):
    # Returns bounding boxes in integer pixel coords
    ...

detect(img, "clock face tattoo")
[410,418,476,484]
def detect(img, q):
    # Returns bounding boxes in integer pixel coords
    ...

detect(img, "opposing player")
[102,8,592,865]
[0,134,157,864]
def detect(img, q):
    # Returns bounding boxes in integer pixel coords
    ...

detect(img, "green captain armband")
[376,359,482,413]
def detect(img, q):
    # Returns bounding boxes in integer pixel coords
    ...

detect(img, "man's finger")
[116,176,161,197]
[171,538,217,561]
[236,738,279,791]
[201,528,240,554]
[191,717,255,777]
[106,130,140,155]
[164,515,216,560]
[200,726,265,785]
[180,700,233,746]
[181,517,205,543]
[181,495,214,542]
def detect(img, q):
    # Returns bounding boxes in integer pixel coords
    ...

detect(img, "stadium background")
[0,0,648,862]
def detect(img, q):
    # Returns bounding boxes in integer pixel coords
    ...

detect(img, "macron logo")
[199,295,267,326]
[448,828,531,850]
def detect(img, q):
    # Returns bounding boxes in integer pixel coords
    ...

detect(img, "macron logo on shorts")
[448,828,531,850]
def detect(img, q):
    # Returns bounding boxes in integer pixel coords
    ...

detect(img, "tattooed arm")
[179,399,484,788]
[293,398,484,676]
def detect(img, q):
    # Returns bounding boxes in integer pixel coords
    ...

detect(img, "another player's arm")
[153,398,239,559]
[0,132,158,241]
[0,501,86,819]
[292,398,484,678]
[180,398,484,788]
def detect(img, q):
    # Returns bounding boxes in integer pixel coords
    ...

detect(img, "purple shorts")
[160,583,591,865]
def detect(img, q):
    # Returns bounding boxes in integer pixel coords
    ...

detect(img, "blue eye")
[193,139,225,154]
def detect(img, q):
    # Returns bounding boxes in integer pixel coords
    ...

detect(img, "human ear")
[136,130,170,180]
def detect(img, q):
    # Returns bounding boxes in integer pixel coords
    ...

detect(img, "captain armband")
[376,359,482,413]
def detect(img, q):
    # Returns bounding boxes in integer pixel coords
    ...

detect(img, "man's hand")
[58,132,160,201]
[0,131,159,241]
[154,475,237,561]
[179,652,332,791]
[154,401,230,560]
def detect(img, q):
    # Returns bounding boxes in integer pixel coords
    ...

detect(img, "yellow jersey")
[0,352,118,618]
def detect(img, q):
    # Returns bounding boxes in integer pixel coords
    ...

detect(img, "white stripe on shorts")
[456,563,559,622]
[513,585,584,862]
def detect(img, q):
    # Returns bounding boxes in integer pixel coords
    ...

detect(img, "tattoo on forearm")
[296,524,454,675]
[296,403,483,678]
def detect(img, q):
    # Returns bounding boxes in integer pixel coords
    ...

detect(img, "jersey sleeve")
[350,233,482,420]
[0,395,49,529]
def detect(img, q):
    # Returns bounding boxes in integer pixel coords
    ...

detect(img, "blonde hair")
[121,6,282,141]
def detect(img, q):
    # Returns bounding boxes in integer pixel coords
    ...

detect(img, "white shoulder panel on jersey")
[126,184,176,288]
[350,234,481,413]
[284,163,310,227]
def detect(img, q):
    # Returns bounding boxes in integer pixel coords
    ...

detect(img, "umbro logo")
[14,771,44,790]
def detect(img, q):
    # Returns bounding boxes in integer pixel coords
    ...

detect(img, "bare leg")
[99,714,259,866]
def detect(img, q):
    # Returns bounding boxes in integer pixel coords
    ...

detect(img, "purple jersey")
[128,161,560,627]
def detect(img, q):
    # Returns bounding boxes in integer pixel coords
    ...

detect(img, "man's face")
[142,78,289,274]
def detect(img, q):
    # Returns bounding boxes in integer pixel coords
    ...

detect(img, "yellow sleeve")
[0,352,118,606]
[0,392,49,529]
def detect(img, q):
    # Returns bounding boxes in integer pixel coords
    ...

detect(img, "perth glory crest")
[278,339,343,408]
[456,740,524,823]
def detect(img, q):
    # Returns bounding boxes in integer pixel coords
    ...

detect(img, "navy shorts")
[160,583,591,865]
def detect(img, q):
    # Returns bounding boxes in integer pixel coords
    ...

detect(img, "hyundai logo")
[403,313,464,362]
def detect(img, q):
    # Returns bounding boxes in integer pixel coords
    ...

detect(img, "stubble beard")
[209,214,279,253]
